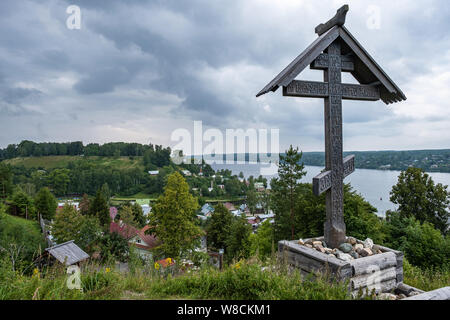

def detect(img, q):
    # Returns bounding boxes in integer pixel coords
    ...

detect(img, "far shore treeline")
[1,140,449,173]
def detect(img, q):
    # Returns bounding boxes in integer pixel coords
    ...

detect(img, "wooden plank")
[256,26,340,97]
[377,245,404,283]
[350,267,397,290]
[284,80,379,101]
[396,283,425,295]
[403,287,450,300]
[341,83,380,101]
[312,170,332,196]
[351,278,397,296]
[278,240,352,279]
[283,80,328,98]
[343,155,355,178]
[311,53,355,71]
[312,155,354,196]
[339,26,406,104]
[349,252,397,276]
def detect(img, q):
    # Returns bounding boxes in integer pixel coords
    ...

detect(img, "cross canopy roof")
[256,25,406,105]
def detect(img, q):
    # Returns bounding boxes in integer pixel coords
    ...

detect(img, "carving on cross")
[285,40,357,248]
[255,5,406,249]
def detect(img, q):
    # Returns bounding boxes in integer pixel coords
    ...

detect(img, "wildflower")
[154,262,160,270]
[32,268,40,278]
[234,262,241,270]
[166,258,172,265]
[105,267,111,273]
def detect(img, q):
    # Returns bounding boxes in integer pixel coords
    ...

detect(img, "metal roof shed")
[45,240,89,266]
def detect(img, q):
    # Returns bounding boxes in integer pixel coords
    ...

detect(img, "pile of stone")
[297,236,383,262]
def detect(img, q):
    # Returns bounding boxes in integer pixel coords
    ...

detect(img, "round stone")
[339,243,353,253]
[363,238,374,249]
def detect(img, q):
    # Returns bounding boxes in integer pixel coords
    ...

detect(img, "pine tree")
[79,193,90,216]
[131,202,147,227]
[206,203,234,252]
[90,189,110,228]
[271,145,306,241]
[34,187,57,220]
[225,215,252,263]
[119,205,136,227]
[149,172,201,258]
[52,204,83,244]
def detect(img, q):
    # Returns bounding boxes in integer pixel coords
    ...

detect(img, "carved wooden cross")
[256,5,406,249]
[283,41,362,248]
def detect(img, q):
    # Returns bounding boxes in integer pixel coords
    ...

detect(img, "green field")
[3,155,144,170]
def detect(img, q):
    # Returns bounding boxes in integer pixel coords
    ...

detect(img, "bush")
[383,211,450,269]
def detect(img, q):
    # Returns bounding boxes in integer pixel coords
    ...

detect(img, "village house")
[200,203,214,217]
[254,182,265,192]
[110,221,159,260]
[57,201,79,212]
[223,202,236,211]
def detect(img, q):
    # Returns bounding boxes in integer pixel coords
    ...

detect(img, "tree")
[390,167,449,234]
[100,182,111,205]
[206,203,234,252]
[79,193,90,216]
[11,189,35,220]
[48,169,70,196]
[149,172,201,258]
[99,232,129,263]
[0,163,13,199]
[34,187,57,220]
[225,215,252,263]
[51,204,101,251]
[89,189,110,228]
[383,211,449,269]
[131,202,146,228]
[51,204,83,244]
[118,205,136,227]
[271,146,306,241]
[249,219,274,260]
[246,187,258,216]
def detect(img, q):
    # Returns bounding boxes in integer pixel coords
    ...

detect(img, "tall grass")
[0,257,352,300]
[403,259,450,291]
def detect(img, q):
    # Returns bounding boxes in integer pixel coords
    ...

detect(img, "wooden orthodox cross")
[256,5,406,248]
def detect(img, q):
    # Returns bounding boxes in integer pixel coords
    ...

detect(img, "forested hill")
[301,149,450,173]
[1,140,449,172]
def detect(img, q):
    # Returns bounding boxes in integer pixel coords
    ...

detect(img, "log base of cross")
[278,237,404,296]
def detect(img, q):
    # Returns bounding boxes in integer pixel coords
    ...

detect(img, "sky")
[0,0,449,154]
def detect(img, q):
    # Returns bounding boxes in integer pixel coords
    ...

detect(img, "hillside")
[3,155,144,170]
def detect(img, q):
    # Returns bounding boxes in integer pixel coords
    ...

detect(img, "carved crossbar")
[311,53,355,72]
[313,155,355,196]
[283,80,380,101]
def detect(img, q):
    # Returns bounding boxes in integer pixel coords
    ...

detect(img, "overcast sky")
[0,0,449,154]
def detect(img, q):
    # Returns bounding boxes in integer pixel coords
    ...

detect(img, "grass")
[0,259,353,300]
[3,155,143,170]
[403,259,450,291]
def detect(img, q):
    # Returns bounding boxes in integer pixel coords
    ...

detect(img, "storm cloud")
[0,0,449,153]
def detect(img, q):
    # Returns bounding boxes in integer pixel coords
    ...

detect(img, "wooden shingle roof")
[45,240,89,265]
[256,26,406,105]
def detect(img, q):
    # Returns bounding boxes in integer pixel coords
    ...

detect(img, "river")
[210,163,450,217]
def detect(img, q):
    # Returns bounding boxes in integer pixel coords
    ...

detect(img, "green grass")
[403,259,450,291]
[0,259,353,300]
[3,156,143,170]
